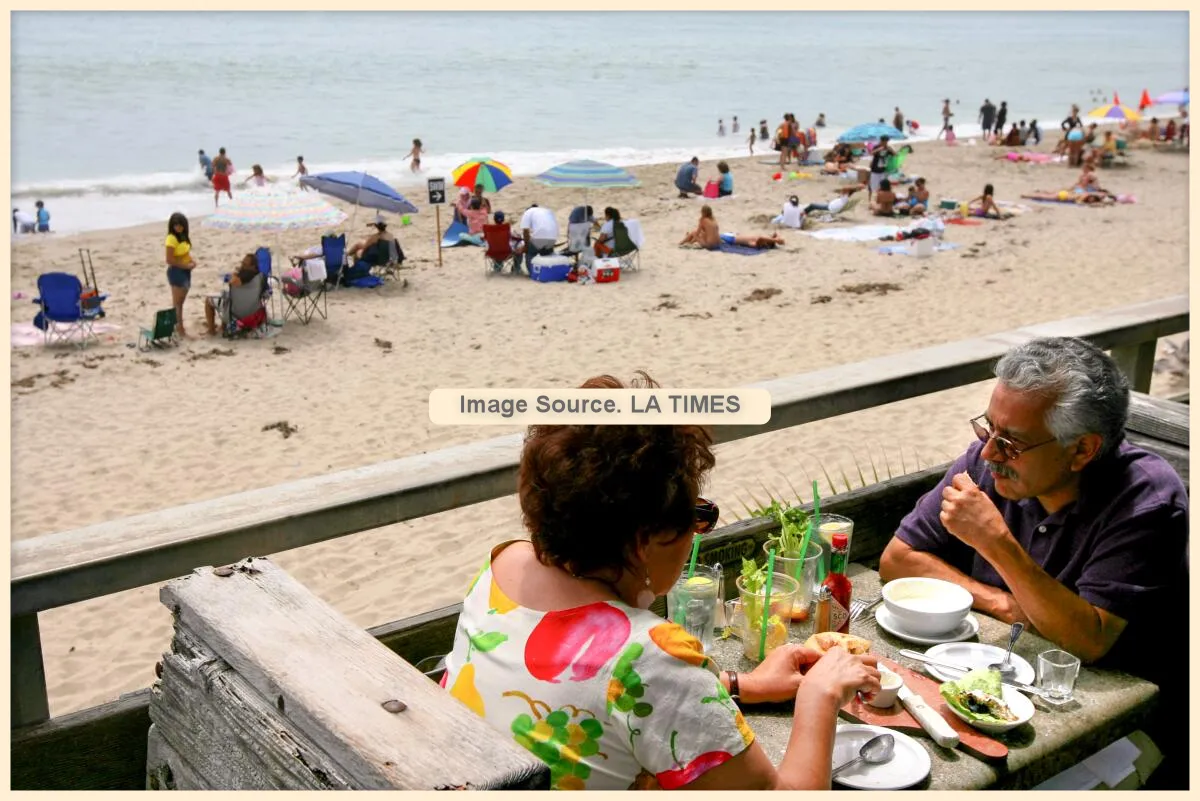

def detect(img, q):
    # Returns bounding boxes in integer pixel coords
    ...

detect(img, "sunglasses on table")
[969,414,1057,461]
[694,498,720,534]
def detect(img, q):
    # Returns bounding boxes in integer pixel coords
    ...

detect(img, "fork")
[849,595,883,623]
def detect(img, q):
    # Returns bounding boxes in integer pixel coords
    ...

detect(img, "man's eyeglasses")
[694,498,720,534]
[970,414,1056,461]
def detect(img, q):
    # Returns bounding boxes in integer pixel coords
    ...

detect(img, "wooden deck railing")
[10,295,1188,729]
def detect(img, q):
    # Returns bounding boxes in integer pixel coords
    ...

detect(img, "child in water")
[35,200,50,233]
[405,139,423,172]
[748,127,756,155]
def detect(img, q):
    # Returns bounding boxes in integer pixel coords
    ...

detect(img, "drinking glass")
[666,564,721,652]
[815,514,854,576]
[764,540,823,628]
[1037,649,1081,702]
[735,572,800,662]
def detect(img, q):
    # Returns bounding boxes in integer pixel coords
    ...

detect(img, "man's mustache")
[987,463,1018,479]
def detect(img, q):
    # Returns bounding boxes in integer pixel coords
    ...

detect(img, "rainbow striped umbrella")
[201,188,348,232]
[452,157,513,193]
[1087,103,1142,122]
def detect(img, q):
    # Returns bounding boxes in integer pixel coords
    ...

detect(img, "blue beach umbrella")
[838,123,907,143]
[535,160,640,189]
[300,171,420,216]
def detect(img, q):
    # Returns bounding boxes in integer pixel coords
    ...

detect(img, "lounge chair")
[218,273,269,338]
[138,308,179,351]
[612,220,642,273]
[32,272,107,349]
[482,223,520,274]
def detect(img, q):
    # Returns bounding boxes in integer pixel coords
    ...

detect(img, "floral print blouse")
[440,542,754,790]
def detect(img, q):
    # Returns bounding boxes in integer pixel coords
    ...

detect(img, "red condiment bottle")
[822,532,853,634]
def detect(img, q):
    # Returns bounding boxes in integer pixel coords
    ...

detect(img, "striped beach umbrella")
[534,160,640,189]
[201,188,348,232]
[452,157,514,193]
[1087,103,1142,122]
[1153,89,1189,106]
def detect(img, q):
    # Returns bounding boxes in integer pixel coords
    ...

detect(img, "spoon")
[832,733,895,779]
[988,622,1024,678]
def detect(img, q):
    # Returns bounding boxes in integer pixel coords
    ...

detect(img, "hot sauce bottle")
[822,532,852,634]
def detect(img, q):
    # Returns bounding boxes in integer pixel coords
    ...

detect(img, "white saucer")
[874,606,980,645]
[923,642,1036,686]
[833,723,931,789]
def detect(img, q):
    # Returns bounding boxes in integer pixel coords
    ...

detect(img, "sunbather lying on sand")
[719,232,785,249]
[1021,189,1117,205]
[679,204,721,249]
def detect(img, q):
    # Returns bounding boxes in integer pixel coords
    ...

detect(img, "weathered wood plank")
[1111,341,1158,393]
[1127,392,1189,447]
[11,688,151,790]
[159,557,548,790]
[149,625,354,789]
[12,295,1187,618]
[11,613,50,728]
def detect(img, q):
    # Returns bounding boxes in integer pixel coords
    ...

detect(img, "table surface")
[707,565,1160,790]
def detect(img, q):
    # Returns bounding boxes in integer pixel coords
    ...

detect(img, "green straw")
[812,480,826,583]
[758,547,777,661]
[674,533,702,624]
[792,517,814,582]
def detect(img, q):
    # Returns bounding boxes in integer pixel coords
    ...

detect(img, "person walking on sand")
[404,138,423,172]
[293,155,309,189]
[164,212,197,337]
[867,135,895,203]
[211,148,233,207]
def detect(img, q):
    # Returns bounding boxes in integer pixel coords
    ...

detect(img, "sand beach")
[11,135,1189,716]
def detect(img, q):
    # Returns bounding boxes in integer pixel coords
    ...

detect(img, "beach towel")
[946,218,984,226]
[717,242,767,256]
[804,224,902,242]
[12,320,120,347]
[441,219,481,247]
[877,242,961,256]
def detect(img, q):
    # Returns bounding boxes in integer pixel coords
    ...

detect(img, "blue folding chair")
[254,246,279,320]
[32,272,107,349]
[321,234,347,289]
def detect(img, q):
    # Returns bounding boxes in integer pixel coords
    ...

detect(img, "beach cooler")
[909,238,935,259]
[589,258,621,283]
[530,254,572,283]
[939,198,959,210]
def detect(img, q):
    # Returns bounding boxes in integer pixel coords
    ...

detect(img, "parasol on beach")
[452,157,514,193]
[1087,103,1141,122]
[838,123,907,143]
[1153,89,1189,106]
[535,159,639,189]
[201,187,347,232]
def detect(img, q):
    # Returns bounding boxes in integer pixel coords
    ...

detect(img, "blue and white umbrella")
[838,123,907,143]
[535,160,640,189]
[1153,89,1189,106]
[300,171,420,215]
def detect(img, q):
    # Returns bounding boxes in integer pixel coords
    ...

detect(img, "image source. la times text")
[428,389,772,425]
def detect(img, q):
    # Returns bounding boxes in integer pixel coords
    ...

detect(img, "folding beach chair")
[282,260,329,325]
[218,273,269,338]
[321,234,347,290]
[32,272,107,349]
[612,220,641,273]
[482,223,520,274]
[370,238,408,282]
[138,308,179,351]
[560,222,594,267]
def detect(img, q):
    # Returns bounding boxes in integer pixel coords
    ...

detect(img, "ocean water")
[11,11,1188,234]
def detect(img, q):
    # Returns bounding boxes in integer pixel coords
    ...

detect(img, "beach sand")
[11,136,1188,716]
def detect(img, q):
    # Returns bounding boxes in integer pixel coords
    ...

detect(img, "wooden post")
[12,613,50,727]
[435,205,442,268]
[1111,341,1157,393]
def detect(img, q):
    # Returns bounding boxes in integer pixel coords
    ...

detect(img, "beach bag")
[703,181,720,199]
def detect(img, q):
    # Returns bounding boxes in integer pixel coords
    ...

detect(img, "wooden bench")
[146,558,547,790]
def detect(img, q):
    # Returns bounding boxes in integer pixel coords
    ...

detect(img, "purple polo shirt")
[895,438,1188,672]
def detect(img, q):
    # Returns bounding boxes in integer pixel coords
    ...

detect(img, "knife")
[898,649,1047,698]
[896,679,960,749]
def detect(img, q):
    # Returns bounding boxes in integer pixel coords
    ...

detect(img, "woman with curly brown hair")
[440,372,879,791]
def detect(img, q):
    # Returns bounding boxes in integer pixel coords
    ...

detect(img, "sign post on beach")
[428,178,446,268]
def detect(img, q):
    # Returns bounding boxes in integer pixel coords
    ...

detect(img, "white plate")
[923,642,1036,686]
[875,606,980,645]
[943,683,1036,734]
[832,723,931,789]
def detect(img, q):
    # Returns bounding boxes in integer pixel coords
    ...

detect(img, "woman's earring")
[635,572,656,609]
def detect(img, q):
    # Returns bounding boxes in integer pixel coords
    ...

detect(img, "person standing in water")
[893,107,905,132]
[731,116,740,134]
[198,149,213,181]
[717,119,726,137]
[937,99,953,139]
[211,147,233,207]
[404,139,423,172]
[293,155,309,189]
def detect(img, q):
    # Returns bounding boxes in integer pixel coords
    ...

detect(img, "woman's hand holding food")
[800,646,881,707]
[739,644,822,703]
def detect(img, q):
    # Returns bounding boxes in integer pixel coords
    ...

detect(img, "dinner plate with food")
[938,668,1035,734]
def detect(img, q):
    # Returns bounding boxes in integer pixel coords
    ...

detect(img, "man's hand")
[939,472,1010,553]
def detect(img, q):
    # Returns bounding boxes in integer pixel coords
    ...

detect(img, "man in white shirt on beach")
[520,204,559,273]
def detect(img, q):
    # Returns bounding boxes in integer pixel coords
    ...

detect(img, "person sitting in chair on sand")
[204,253,260,336]
[348,215,399,265]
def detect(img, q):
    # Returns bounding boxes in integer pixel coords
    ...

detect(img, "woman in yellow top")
[165,212,197,336]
